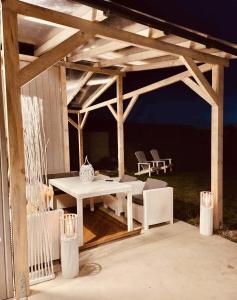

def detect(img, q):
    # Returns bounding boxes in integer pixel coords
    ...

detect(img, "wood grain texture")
[0,39,14,300]
[117,75,125,177]
[21,63,67,174]
[1,0,29,298]
[211,65,224,229]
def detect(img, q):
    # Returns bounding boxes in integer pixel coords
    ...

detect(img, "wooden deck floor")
[67,206,141,250]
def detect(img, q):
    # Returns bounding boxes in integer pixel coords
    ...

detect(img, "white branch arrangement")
[21,95,55,285]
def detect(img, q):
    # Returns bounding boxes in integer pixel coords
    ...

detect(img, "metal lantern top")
[60,213,78,240]
[200,191,214,208]
[79,156,95,183]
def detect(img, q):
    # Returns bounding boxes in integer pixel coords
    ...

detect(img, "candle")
[65,219,74,238]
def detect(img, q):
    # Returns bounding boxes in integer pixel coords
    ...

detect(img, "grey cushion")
[132,194,144,206]
[120,174,137,182]
[143,178,168,190]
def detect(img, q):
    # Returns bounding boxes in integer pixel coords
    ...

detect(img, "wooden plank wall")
[21,61,69,174]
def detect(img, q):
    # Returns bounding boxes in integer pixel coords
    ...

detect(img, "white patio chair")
[134,151,166,176]
[127,178,173,231]
[150,149,172,173]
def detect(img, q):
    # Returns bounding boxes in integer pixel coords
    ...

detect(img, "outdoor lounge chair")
[134,151,166,176]
[150,149,172,173]
[128,178,173,230]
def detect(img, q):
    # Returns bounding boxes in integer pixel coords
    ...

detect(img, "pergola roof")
[17,0,237,111]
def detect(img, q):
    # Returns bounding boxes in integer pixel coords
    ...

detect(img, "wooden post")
[1,0,30,298]
[59,66,70,172]
[211,65,224,229]
[78,113,84,168]
[117,75,125,177]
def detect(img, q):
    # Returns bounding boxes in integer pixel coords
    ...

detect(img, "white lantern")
[200,191,214,236]
[80,156,94,183]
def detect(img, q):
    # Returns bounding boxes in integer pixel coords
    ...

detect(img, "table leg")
[126,191,133,231]
[76,197,84,247]
[89,198,94,212]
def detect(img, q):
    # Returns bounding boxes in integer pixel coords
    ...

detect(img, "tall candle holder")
[60,214,79,278]
[200,191,214,236]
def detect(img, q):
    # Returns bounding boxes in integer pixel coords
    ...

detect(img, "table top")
[49,176,132,198]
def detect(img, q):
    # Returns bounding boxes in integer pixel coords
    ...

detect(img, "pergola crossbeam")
[17,1,229,66]
[80,63,212,114]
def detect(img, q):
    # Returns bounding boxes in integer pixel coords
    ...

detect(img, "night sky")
[92,0,237,128]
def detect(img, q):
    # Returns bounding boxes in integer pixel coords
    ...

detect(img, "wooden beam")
[68,116,79,130]
[0,33,14,300]
[117,75,125,177]
[35,28,78,56]
[211,65,224,229]
[78,114,84,168]
[80,63,212,113]
[80,111,89,129]
[17,1,229,66]
[99,49,166,68]
[60,66,70,171]
[83,76,117,108]
[20,32,93,86]
[1,1,29,298]
[182,56,219,104]
[182,77,214,105]
[58,60,121,76]
[107,104,117,121]
[123,95,139,122]
[125,57,183,72]
[67,72,93,105]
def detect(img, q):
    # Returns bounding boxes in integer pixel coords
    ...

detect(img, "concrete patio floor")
[30,221,237,300]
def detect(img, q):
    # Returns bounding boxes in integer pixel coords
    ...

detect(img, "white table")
[49,177,133,246]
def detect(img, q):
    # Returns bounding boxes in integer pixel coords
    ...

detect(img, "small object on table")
[60,213,79,278]
[200,191,214,236]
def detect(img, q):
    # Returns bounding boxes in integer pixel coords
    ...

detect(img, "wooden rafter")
[17,1,229,66]
[67,72,93,105]
[82,76,117,108]
[80,63,212,113]
[35,28,78,56]
[182,56,218,104]
[20,32,93,86]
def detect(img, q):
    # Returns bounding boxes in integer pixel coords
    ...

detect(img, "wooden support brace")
[123,95,139,122]
[68,116,79,130]
[107,104,117,121]
[182,56,218,105]
[182,77,213,105]
[80,111,89,129]
[77,114,84,168]
[20,32,93,86]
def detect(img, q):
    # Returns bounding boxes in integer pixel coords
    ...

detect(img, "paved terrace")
[30,221,237,300]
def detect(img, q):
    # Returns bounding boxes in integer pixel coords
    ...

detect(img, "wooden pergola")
[0,0,236,298]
